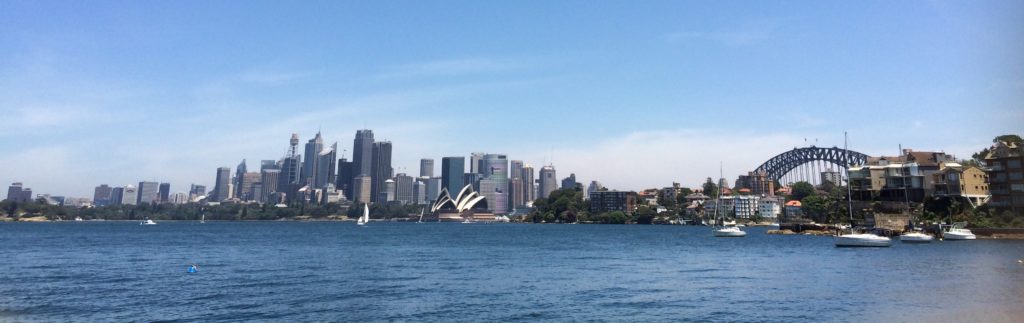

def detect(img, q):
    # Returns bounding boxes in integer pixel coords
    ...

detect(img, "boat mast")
[844,131,854,226]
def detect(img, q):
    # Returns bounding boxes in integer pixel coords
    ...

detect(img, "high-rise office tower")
[352,175,372,204]
[260,169,281,203]
[93,184,113,206]
[213,167,231,201]
[478,154,509,214]
[261,160,278,171]
[413,180,427,205]
[561,173,577,190]
[522,164,535,203]
[539,165,557,200]
[190,184,206,197]
[371,141,393,203]
[234,159,247,198]
[394,173,414,204]
[279,134,302,192]
[315,142,338,188]
[239,172,261,201]
[158,183,170,203]
[587,181,603,196]
[352,129,374,176]
[122,185,138,205]
[6,182,32,203]
[137,181,159,204]
[425,177,442,203]
[110,187,124,205]
[441,157,465,193]
[301,132,324,186]
[336,158,353,200]
[420,158,434,178]
[510,160,525,208]
[469,152,484,174]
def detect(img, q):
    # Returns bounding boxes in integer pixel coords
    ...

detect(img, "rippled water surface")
[2,222,1023,322]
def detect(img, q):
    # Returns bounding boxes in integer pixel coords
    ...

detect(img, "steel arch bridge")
[754,146,869,182]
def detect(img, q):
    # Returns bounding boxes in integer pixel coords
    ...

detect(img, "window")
[1012,184,1024,192]
[1009,160,1022,169]
[1011,172,1024,181]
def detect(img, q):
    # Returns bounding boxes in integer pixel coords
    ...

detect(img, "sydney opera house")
[429,185,495,222]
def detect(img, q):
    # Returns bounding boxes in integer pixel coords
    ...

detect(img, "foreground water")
[1,222,1022,322]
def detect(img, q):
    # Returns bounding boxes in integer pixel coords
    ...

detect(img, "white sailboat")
[835,132,891,247]
[200,213,206,224]
[417,207,424,223]
[357,204,369,226]
[713,163,746,237]
[139,218,157,225]
[942,222,976,240]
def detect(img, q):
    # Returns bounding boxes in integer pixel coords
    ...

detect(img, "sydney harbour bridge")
[753,146,869,186]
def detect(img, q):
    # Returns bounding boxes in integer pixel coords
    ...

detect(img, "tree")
[702,178,718,198]
[973,134,1023,162]
[789,181,815,202]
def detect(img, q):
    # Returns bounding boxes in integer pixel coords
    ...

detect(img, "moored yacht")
[899,231,934,243]
[714,226,747,237]
[140,219,157,225]
[833,132,890,248]
[942,222,976,240]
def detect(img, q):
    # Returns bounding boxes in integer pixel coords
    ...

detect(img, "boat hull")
[943,230,976,240]
[899,233,934,243]
[835,234,892,247]
[713,228,747,237]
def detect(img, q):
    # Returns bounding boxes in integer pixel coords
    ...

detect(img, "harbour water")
[2,222,1023,322]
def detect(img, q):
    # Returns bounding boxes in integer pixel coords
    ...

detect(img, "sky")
[1,0,1022,198]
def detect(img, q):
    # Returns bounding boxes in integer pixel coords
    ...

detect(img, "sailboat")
[357,204,369,226]
[835,132,892,247]
[139,218,157,225]
[417,207,424,223]
[200,213,206,224]
[899,181,932,243]
[713,163,746,237]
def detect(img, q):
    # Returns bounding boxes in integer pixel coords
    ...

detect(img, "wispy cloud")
[376,58,526,79]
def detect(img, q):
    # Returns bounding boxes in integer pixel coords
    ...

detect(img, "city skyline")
[2,1,1022,197]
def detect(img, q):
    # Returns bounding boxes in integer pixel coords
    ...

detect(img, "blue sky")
[1,0,1022,198]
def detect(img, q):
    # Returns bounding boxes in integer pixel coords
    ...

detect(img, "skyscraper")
[190,184,206,198]
[110,187,124,206]
[93,184,113,206]
[425,177,442,203]
[522,164,536,203]
[122,185,138,205]
[260,169,281,203]
[371,141,393,203]
[352,129,374,176]
[352,175,372,204]
[315,142,338,188]
[509,160,525,208]
[279,134,302,193]
[336,158,354,200]
[420,158,434,178]
[6,182,32,203]
[561,173,577,190]
[234,159,247,198]
[441,157,465,193]
[213,167,231,201]
[413,180,427,205]
[469,152,484,174]
[240,172,261,201]
[394,173,414,204]
[137,181,159,204]
[539,165,557,200]
[158,183,170,203]
[301,132,324,186]
[478,154,509,214]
